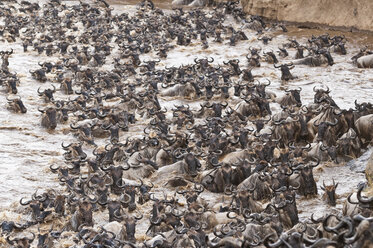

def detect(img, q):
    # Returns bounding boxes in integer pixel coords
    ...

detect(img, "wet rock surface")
[348,148,373,173]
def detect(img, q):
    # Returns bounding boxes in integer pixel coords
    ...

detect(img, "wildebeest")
[6,95,27,113]
[161,81,198,99]
[289,159,320,197]
[37,85,56,102]
[277,88,302,107]
[3,1,373,248]
[307,142,339,163]
[155,152,201,179]
[293,51,334,67]
[30,68,47,82]
[1,77,18,94]
[321,179,338,206]
[274,63,295,81]
[66,199,96,231]
[355,114,373,145]
[38,107,58,130]
[356,54,373,68]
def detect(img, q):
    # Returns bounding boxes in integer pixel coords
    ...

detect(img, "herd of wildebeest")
[1,0,373,247]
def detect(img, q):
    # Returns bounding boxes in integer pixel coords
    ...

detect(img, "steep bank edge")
[241,0,373,32]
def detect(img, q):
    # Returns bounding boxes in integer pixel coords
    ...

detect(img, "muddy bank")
[242,0,373,32]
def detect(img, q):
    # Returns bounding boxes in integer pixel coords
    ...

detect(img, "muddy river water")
[0,0,372,244]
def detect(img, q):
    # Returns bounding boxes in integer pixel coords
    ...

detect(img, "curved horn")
[20,197,32,205]
[357,184,373,204]
[37,87,44,95]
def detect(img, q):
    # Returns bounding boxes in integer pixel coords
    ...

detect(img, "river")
[0,0,372,245]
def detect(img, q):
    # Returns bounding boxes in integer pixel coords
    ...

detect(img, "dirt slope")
[241,0,373,32]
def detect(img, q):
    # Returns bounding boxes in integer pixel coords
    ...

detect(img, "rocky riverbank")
[241,0,373,32]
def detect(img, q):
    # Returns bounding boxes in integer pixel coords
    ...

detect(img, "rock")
[348,148,372,173]
[104,221,125,240]
[366,150,373,187]
[241,0,373,32]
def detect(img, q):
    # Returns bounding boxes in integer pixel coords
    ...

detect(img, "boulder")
[241,0,373,32]
[366,150,373,187]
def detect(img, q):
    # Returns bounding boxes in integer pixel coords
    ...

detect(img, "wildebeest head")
[176,183,204,205]
[223,59,241,75]
[252,115,271,133]
[6,95,27,113]
[37,85,56,102]
[61,78,73,95]
[174,150,202,177]
[246,54,261,67]
[137,179,154,204]
[38,107,57,129]
[5,78,18,94]
[277,47,289,57]
[201,81,214,100]
[61,141,87,160]
[271,165,293,189]
[194,57,214,72]
[205,102,228,118]
[320,143,339,163]
[122,185,138,212]
[108,201,122,222]
[284,88,302,107]
[241,68,254,82]
[101,123,124,143]
[142,58,161,71]
[321,179,338,206]
[295,45,305,59]
[255,96,272,116]
[255,79,271,98]
[184,153,201,177]
[233,158,253,184]
[53,194,66,215]
[233,82,245,97]
[314,119,338,145]
[258,36,272,44]
[55,101,72,122]
[232,187,261,212]
[321,50,334,66]
[313,86,331,104]
[30,68,47,82]
[36,224,56,248]
[78,200,94,227]
[335,42,347,55]
[341,109,355,130]
[293,160,319,196]
[123,214,143,243]
[274,63,294,81]
[102,163,130,194]
[70,122,96,145]
[271,189,299,228]
[38,61,55,73]
[215,82,231,99]
[264,50,278,64]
